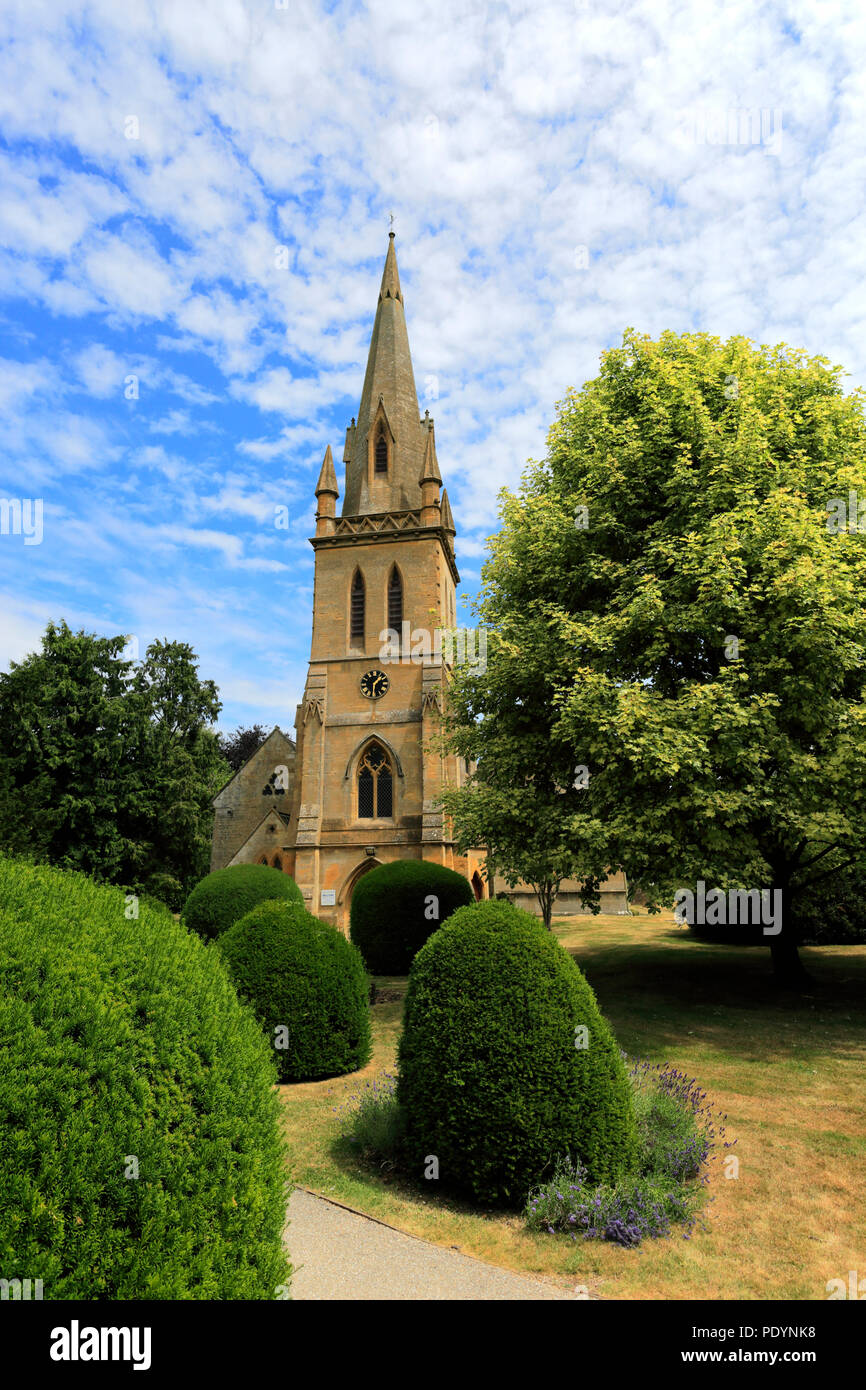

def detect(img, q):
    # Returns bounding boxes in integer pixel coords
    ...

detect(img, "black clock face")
[360,669,390,700]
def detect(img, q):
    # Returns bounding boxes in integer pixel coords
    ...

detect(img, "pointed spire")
[440,487,455,535]
[315,445,338,496]
[342,234,426,516]
[379,231,403,305]
[419,421,441,485]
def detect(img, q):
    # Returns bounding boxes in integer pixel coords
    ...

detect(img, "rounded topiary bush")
[350,858,474,974]
[182,862,303,941]
[397,900,640,1206]
[0,855,290,1299]
[219,900,371,1082]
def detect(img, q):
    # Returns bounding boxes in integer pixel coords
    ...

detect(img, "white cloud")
[1,0,865,720]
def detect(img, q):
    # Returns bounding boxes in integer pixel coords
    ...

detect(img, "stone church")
[210,235,627,928]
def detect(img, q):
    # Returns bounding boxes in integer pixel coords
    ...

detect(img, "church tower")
[209,235,627,918]
[289,233,486,928]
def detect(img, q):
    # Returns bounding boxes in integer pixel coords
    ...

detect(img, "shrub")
[138,872,186,914]
[182,862,303,941]
[397,900,639,1206]
[350,859,474,974]
[218,900,371,1082]
[525,1155,693,1246]
[0,855,290,1299]
[334,1071,404,1161]
[525,1059,732,1246]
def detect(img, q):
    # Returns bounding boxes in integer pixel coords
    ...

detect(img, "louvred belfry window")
[357,742,393,819]
[375,433,388,473]
[350,570,365,643]
[388,568,403,634]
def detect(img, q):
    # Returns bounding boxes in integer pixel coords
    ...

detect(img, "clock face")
[360,668,390,700]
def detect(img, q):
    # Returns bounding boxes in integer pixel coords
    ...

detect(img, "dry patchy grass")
[279,910,866,1299]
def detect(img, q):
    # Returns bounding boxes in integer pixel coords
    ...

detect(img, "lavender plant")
[524,1057,735,1247]
[334,1070,404,1160]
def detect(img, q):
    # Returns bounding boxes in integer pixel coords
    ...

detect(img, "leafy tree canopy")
[218,723,273,773]
[441,330,866,982]
[0,621,228,903]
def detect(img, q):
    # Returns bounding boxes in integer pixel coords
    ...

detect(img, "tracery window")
[357,742,393,818]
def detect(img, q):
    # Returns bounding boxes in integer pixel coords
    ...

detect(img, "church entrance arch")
[471,870,485,901]
[337,857,382,931]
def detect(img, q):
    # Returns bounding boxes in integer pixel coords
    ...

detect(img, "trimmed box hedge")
[397,899,640,1205]
[0,856,290,1299]
[219,899,371,1082]
[350,858,474,974]
[182,862,303,941]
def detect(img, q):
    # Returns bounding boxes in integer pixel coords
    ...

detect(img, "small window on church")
[350,570,365,644]
[358,742,393,819]
[388,567,403,635]
[375,433,388,473]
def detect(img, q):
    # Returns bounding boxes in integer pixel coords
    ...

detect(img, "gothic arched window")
[388,567,403,635]
[357,742,393,819]
[374,432,388,473]
[350,569,365,644]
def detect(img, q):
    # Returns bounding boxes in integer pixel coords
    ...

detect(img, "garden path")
[286,1188,583,1301]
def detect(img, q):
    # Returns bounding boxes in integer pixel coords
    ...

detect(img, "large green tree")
[0,622,228,903]
[441,330,866,985]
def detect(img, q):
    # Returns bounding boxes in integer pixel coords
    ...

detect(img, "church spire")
[315,444,338,497]
[378,231,403,305]
[341,234,427,517]
[314,445,338,537]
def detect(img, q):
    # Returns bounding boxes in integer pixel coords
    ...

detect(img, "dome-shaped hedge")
[182,862,303,941]
[0,856,290,1299]
[397,900,639,1205]
[219,900,371,1082]
[350,859,474,974]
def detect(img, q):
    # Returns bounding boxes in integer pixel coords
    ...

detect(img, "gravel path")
[286,1188,580,1300]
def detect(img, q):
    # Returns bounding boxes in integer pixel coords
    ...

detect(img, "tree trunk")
[533,881,554,928]
[542,890,553,929]
[766,866,812,989]
[768,926,811,988]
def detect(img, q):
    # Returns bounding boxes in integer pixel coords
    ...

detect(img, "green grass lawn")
[279,910,866,1299]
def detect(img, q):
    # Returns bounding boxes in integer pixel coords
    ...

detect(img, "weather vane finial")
[388,210,395,234]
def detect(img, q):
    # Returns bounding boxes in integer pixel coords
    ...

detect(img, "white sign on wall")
[320,889,336,906]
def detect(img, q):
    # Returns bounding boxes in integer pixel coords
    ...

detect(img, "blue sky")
[1,0,864,731]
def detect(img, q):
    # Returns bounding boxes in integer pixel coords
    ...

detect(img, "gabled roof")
[212,725,295,806]
[226,807,294,866]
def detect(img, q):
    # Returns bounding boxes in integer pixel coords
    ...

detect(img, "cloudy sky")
[1,0,863,729]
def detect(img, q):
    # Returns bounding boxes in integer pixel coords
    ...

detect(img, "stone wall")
[210,727,297,871]
[492,870,630,917]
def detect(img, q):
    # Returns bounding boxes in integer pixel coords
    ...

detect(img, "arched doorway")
[337,858,381,933]
[471,870,484,901]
